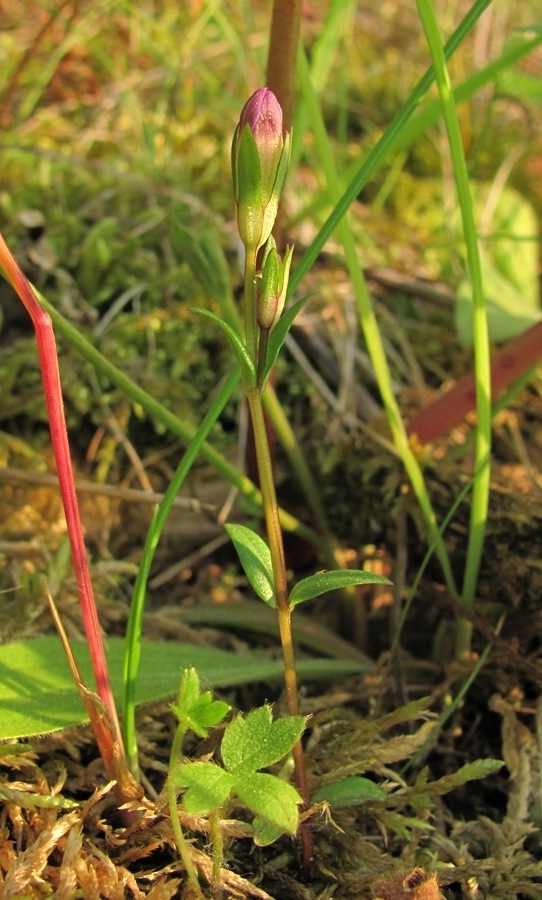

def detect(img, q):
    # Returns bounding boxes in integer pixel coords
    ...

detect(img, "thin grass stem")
[416,0,491,658]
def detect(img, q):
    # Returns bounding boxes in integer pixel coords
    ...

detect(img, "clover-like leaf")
[289,568,391,607]
[221,705,306,775]
[235,772,301,834]
[224,523,275,606]
[171,667,230,737]
[173,761,234,815]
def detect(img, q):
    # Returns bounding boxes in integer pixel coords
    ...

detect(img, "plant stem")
[246,388,313,869]
[0,232,123,754]
[167,725,203,896]
[266,0,304,131]
[209,810,224,898]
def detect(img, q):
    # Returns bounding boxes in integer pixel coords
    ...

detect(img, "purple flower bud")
[232,88,291,253]
[238,88,284,204]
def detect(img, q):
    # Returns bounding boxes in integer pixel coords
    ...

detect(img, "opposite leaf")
[289,569,391,607]
[221,705,306,775]
[224,524,275,606]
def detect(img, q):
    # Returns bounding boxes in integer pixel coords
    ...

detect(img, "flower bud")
[257,237,293,332]
[231,88,291,253]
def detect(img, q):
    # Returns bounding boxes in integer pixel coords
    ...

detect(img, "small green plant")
[168,668,306,896]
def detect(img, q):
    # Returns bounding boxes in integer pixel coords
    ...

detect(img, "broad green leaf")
[224,523,275,606]
[311,777,386,809]
[289,569,391,607]
[190,308,256,386]
[0,637,368,740]
[171,667,230,737]
[235,772,301,834]
[174,761,234,815]
[221,706,306,775]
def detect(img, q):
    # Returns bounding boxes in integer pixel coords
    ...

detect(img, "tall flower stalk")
[231,87,312,865]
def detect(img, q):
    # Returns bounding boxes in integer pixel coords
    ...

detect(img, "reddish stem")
[407,320,542,445]
[0,232,123,754]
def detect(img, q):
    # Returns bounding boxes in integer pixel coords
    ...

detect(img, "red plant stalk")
[407,320,542,445]
[0,232,123,754]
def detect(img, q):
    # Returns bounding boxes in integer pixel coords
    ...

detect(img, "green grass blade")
[297,46,457,596]
[122,366,240,775]
[416,0,491,658]
[288,0,493,298]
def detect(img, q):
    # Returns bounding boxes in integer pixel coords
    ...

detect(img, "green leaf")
[235,772,301,834]
[224,523,275,606]
[262,294,314,382]
[311,777,386,809]
[221,705,306,775]
[190,308,256,386]
[251,816,285,847]
[0,637,368,740]
[289,569,391,607]
[174,761,234,815]
[171,667,230,737]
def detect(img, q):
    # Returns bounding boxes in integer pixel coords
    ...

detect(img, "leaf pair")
[225,523,391,609]
[172,704,306,842]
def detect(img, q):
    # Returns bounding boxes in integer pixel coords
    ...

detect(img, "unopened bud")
[257,238,293,332]
[231,88,291,253]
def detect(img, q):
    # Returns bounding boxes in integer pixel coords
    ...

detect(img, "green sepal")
[289,568,391,607]
[190,308,256,387]
[224,523,275,606]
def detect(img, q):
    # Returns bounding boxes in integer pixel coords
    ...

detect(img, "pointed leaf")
[221,705,306,775]
[191,308,256,386]
[262,294,314,382]
[224,524,275,605]
[234,772,301,834]
[311,776,386,809]
[289,569,391,607]
[173,761,234,815]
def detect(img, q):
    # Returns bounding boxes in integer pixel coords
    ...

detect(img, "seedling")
[168,668,305,897]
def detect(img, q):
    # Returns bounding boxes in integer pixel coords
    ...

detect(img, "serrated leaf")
[312,776,386,809]
[221,706,306,775]
[262,294,313,382]
[224,524,275,606]
[289,569,391,606]
[191,308,256,385]
[235,772,301,834]
[173,761,234,815]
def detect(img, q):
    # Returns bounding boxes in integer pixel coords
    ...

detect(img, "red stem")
[407,320,542,445]
[0,232,123,753]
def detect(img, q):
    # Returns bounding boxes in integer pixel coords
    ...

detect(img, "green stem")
[167,726,203,896]
[209,809,224,898]
[246,386,313,864]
